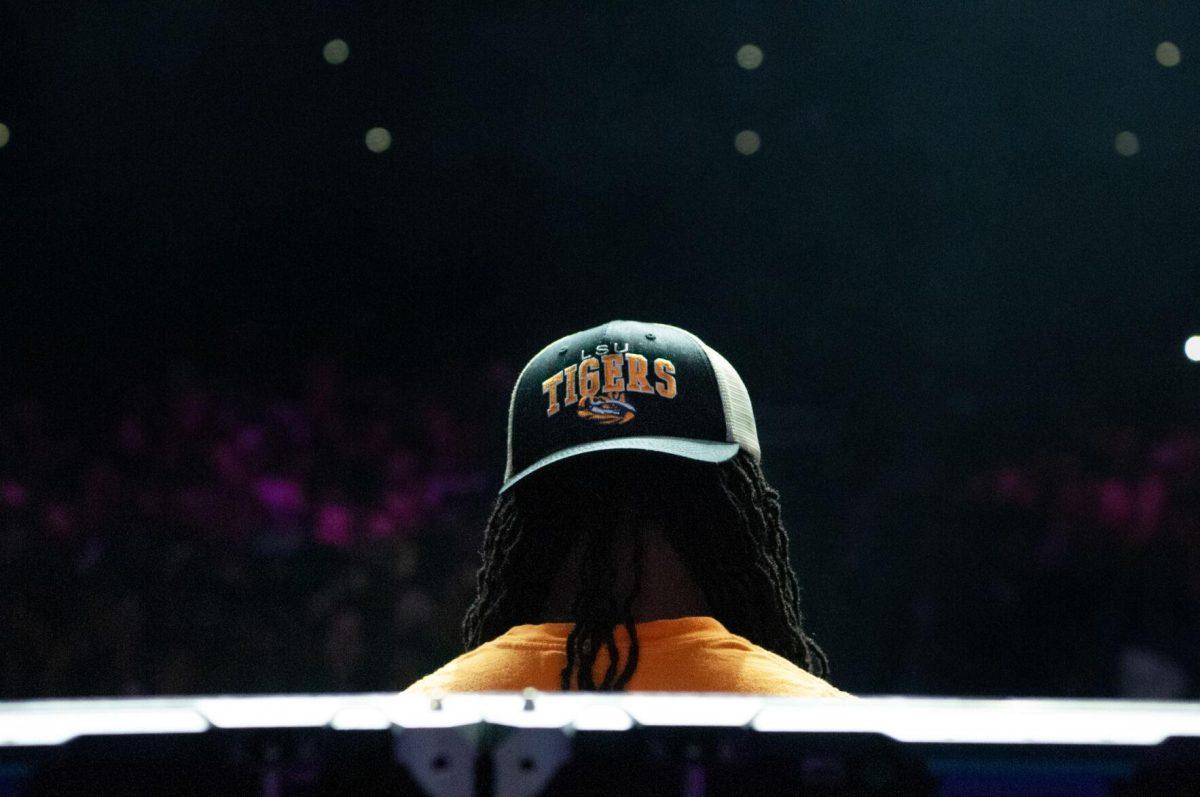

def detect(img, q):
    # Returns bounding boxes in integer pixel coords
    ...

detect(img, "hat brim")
[500,437,741,493]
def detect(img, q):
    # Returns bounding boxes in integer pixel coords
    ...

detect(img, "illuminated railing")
[2,693,1198,747]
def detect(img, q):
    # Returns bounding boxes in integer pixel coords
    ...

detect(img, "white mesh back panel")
[660,325,760,460]
[697,341,761,461]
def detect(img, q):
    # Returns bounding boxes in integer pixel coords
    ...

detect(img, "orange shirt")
[404,616,850,697]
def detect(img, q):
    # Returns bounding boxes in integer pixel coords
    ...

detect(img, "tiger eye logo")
[541,346,677,425]
[577,393,636,425]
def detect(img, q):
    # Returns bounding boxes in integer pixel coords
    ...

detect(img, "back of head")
[470,319,827,689]
[462,449,828,690]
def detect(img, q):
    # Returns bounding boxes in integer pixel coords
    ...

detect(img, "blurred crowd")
[0,360,505,697]
[2,360,1199,700]
[920,424,1200,698]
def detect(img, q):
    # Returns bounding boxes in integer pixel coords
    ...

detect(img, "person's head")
[462,321,827,690]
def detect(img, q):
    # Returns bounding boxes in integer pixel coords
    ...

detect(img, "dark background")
[1,2,1198,697]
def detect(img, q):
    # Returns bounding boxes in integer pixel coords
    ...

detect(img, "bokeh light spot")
[0,123,10,148]
[1155,41,1181,68]
[1185,336,1200,363]
[1114,131,1139,157]
[365,127,392,153]
[734,129,761,156]
[323,39,350,65]
[736,44,763,70]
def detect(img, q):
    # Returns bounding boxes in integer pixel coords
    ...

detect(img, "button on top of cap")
[645,333,656,340]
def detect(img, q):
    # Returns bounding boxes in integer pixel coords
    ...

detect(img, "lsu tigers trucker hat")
[501,320,760,492]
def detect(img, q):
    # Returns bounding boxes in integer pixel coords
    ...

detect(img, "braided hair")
[461,450,828,690]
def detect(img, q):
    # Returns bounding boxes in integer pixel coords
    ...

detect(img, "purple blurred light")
[316,503,355,546]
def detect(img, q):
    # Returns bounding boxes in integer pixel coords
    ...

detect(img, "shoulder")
[737,645,854,698]
[686,630,852,697]
[402,642,485,695]
[402,633,558,694]
[640,620,854,697]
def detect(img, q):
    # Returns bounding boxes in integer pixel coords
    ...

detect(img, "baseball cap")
[501,320,760,492]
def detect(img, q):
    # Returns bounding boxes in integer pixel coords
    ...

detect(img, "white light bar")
[197,696,345,729]
[1,695,1199,748]
[388,693,485,729]
[622,694,763,727]
[481,693,585,729]
[571,704,634,732]
[330,706,393,730]
[0,704,208,746]
[752,697,1200,746]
